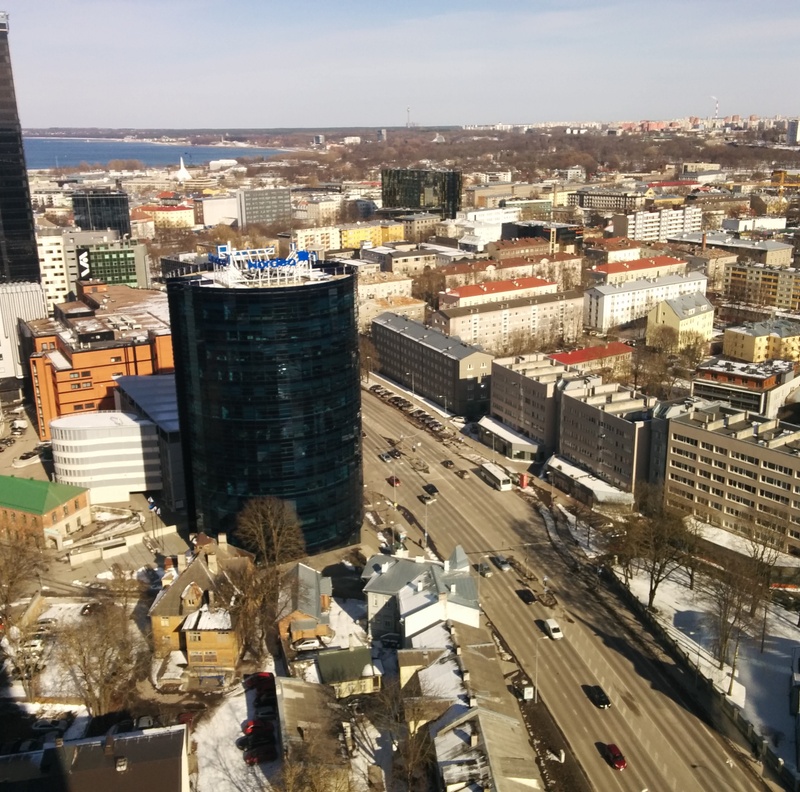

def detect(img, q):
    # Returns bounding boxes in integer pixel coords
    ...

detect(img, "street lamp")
[405,371,416,397]
[438,394,448,416]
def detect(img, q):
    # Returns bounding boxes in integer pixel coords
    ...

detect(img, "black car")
[422,483,439,496]
[389,448,402,459]
[516,588,535,605]
[589,685,611,709]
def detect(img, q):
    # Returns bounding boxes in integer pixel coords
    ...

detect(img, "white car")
[293,638,322,652]
[544,618,564,640]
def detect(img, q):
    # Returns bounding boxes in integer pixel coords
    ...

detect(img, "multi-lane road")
[362,390,771,792]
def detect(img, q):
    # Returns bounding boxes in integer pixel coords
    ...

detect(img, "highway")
[362,389,768,792]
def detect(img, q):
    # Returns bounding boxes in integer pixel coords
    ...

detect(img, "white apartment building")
[721,216,787,233]
[584,272,708,332]
[613,206,702,242]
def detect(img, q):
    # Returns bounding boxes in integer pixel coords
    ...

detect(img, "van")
[544,618,563,640]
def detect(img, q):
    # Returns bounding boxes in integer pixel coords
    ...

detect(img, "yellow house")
[723,320,800,363]
[316,646,382,699]
[646,292,714,347]
[149,534,252,685]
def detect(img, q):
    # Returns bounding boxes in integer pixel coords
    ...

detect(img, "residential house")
[277,562,333,647]
[645,292,715,347]
[316,646,382,699]
[148,534,252,686]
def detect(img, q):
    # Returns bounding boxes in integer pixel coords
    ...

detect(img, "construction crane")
[770,170,800,196]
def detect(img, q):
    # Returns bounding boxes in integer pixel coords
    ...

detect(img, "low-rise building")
[149,534,252,686]
[548,342,633,375]
[646,292,715,346]
[690,358,800,418]
[584,236,643,264]
[588,255,687,287]
[360,243,439,276]
[51,412,161,504]
[0,475,90,549]
[723,320,800,363]
[583,272,708,332]
[438,275,556,309]
[371,313,493,418]
[430,290,584,354]
[316,646,382,699]
[485,237,550,260]
[667,231,794,267]
[277,562,333,647]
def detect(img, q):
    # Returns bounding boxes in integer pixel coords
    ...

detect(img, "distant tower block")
[378,128,388,143]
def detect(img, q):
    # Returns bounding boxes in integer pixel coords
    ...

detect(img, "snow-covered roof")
[181,604,232,631]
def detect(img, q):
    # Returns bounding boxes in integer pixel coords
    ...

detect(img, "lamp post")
[439,393,448,416]
[405,371,415,397]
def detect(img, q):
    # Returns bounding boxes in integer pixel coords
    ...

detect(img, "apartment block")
[588,255,687,287]
[360,244,440,276]
[584,272,708,332]
[664,404,800,553]
[645,292,715,346]
[724,261,800,311]
[429,290,584,354]
[723,320,800,363]
[236,187,292,229]
[584,237,642,264]
[668,231,794,267]
[485,237,550,261]
[613,206,702,242]
[439,276,557,309]
[569,187,647,212]
[691,358,800,418]
[371,313,493,418]
[559,382,652,494]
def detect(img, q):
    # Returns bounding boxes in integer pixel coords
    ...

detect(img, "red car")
[387,476,401,487]
[244,742,278,765]
[605,743,627,770]
[243,718,275,736]
[244,672,276,693]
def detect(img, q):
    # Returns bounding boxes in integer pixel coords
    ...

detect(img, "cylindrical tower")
[168,265,362,550]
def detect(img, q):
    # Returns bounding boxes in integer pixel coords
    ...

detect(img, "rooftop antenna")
[406,106,411,128]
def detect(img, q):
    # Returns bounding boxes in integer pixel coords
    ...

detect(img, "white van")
[544,618,563,640]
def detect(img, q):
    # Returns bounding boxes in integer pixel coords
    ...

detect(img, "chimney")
[218,532,228,549]
[207,552,218,575]
[177,552,187,572]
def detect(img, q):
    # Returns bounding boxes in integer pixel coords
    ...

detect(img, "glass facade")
[168,274,363,550]
[381,168,462,219]
[72,190,132,238]
[0,15,39,283]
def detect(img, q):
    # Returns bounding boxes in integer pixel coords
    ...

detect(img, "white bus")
[478,462,513,491]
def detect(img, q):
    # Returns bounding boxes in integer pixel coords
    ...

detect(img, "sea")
[22,137,284,170]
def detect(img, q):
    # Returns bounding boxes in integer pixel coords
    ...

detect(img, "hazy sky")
[5,0,798,130]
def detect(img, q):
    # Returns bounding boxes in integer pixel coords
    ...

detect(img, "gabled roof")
[0,476,87,515]
[548,342,632,366]
[285,562,331,621]
[592,255,686,275]
[661,292,714,320]
[444,276,554,299]
[316,646,378,684]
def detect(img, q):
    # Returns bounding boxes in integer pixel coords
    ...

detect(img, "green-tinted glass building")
[381,168,462,220]
[167,260,363,550]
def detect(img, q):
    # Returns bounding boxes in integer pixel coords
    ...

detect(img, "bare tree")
[359,334,379,383]
[58,603,148,716]
[235,496,306,567]
[0,533,43,627]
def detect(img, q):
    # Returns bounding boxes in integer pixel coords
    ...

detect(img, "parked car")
[478,561,493,578]
[442,459,455,469]
[255,701,278,720]
[243,718,276,736]
[604,743,627,770]
[236,731,276,751]
[388,448,402,459]
[243,742,278,765]
[244,672,276,692]
[80,601,101,616]
[379,452,391,463]
[293,638,323,652]
[589,685,611,709]
[31,719,68,735]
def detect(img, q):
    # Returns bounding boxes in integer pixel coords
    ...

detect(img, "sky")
[4,0,799,130]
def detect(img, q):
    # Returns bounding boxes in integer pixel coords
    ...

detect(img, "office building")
[788,119,800,147]
[381,168,462,219]
[236,187,292,229]
[370,312,493,419]
[0,282,47,398]
[71,188,132,238]
[0,13,39,283]
[168,252,362,550]
[76,239,149,287]
[21,282,173,440]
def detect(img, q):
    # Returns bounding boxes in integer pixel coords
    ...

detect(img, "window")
[69,372,80,379]
[110,356,122,363]
[80,371,91,378]
[160,617,169,627]
[82,382,92,388]
[189,632,201,643]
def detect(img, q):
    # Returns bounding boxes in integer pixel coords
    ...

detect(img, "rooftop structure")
[666,231,793,266]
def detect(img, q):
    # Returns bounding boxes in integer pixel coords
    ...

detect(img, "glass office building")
[72,189,132,238]
[381,168,462,220]
[168,264,363,550]
[0,14,39,283]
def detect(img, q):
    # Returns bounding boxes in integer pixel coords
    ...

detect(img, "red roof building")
[548,342,633,372]
[439,276,557,308]
[588,255,687,286]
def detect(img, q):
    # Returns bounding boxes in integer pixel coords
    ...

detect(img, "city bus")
[478,462,513,491]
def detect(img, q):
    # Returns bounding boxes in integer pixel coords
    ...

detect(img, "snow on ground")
[349,717,394,792]
[193,687,279,792]
[327,598,368,649]
[558,503,800,769]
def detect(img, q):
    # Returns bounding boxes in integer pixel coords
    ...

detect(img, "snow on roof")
[181,604,232,631]
[690,518,800,568]
[419,654,466,700]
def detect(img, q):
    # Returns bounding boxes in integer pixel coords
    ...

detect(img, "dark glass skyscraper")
[381,168,462,219]
[168,263,363,550]
[0,13,39,283]
[71,189,132,238]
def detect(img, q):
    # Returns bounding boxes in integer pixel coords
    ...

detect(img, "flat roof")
[115,374,179,433]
